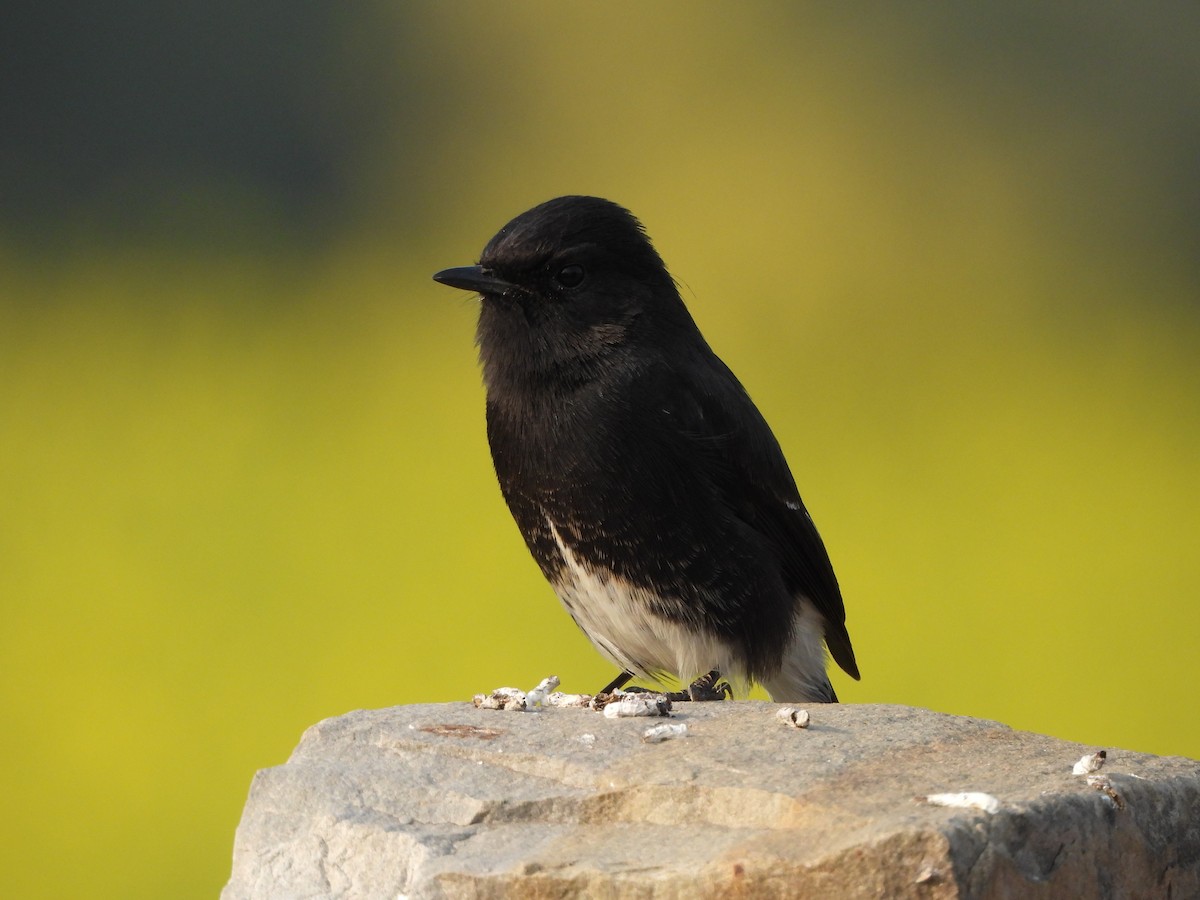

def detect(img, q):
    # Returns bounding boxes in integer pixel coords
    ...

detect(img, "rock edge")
[223,702,1200,899]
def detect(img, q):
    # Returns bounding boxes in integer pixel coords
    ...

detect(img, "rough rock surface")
[223,702,1200,899]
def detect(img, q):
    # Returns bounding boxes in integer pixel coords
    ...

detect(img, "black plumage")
[434,196,858,702]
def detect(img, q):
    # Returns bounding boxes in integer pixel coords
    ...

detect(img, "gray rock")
[222,702,1200,899]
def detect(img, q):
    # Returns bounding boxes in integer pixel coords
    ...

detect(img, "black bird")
[433,196,859,702]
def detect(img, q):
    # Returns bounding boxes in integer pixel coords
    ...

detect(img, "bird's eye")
[554,264,585,288]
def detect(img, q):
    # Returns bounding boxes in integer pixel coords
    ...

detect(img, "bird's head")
[434,196,696,393]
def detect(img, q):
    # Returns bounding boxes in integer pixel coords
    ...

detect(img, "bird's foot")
[684,669,732,701]
[650,670,732,702]
[592,668,730,705]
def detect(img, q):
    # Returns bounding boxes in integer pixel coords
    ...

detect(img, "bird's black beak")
[432,265,517,297]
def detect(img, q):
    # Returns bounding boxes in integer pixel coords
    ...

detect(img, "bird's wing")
[661,352,860,680]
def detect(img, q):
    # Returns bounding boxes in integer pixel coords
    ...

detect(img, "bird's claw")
[686,669,732,701]
[594,668,730,704]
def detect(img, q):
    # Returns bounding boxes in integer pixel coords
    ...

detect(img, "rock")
[222,702,1200,899]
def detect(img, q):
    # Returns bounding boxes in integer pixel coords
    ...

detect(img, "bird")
[433,196,859,702]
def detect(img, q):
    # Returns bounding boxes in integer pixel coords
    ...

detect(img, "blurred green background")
[2,3,1198,896]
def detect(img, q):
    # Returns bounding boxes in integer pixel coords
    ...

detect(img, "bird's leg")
[596,671,679,701]
[597,670,633,696]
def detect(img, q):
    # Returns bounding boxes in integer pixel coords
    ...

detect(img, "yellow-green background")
[2,5,1198,897]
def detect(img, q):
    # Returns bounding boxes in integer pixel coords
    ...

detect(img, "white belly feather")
[546,518,737,686]
[546,517,834,702]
